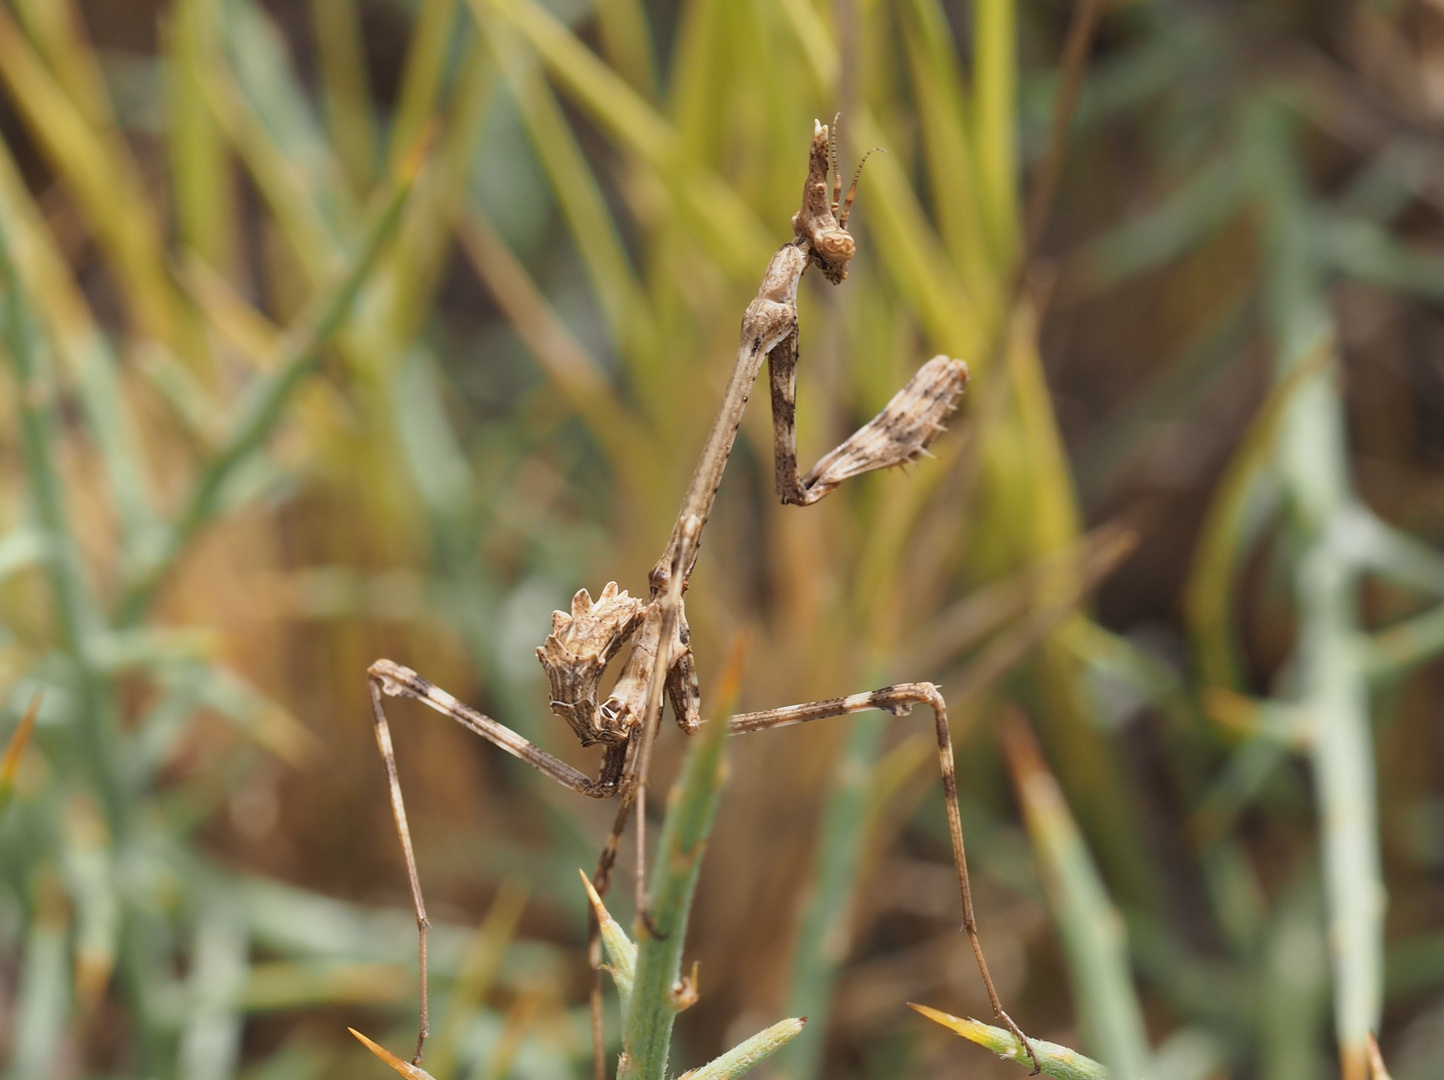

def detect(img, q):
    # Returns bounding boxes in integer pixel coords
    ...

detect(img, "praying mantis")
[360,118,1040,1077]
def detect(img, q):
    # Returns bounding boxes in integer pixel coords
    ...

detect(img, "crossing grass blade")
[910,1004,1109,1080]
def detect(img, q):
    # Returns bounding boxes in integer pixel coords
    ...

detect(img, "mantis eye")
[817,229,855,264]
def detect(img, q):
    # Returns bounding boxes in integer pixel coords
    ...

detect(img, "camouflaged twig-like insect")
[363,118,1039,1079]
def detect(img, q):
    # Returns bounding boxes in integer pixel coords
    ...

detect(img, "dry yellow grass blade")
[349,1028,438,1080]
[0,4,186,352]
[909,1003,1108,1080]
[0,695,40,814]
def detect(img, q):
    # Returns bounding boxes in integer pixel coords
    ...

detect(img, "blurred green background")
[2,0,1444,1077]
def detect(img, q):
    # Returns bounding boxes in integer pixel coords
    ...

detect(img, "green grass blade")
[219,0,354,236]
[999,711,1151,1079]
[1183,340,1329,692]
[415,880,529,1080]
[11,888,71,1080]
[1365,603,1444,681]
[911,1004,1110,1080]
[179,901,250,1080]
[481,0,773,275]
[898,0,994,302]
[196,44,337,283]
[0,225,102,659]
[592,0,658,100]
[776,708,886,1080]
[972,0,1020,270]
[1246,98,1385,1080]
[10,0,115,132]
[379,35,495,348]
[169,0,235,271]
[310,0,378,194]
[386,0,459,175]
[680,1018,807,1080]
[474,3,655,358]
[0,136,161,560]
[619,675,734,1080]
[582,871,637,1015]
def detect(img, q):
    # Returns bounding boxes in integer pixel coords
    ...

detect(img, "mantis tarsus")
[362,118,1040,1077]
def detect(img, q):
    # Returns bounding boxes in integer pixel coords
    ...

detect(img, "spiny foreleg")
[770,348,969,506]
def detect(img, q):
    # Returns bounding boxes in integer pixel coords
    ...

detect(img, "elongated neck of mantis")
[649,241,809,594]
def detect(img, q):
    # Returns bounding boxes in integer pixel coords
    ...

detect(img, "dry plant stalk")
[360,119,1039,1077]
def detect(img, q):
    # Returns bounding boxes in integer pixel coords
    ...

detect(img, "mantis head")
[791,116,882,285]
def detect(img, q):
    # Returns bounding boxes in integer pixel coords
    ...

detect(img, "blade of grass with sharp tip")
[679,1017,808,1080]
[910,1004,1110,1080]
[998,710,1151,1079]
[350,1027,438,1080]
[115,140,426,624]
[619,657,736,1080]
[582,870,636,1013]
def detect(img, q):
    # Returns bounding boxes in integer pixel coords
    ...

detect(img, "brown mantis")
[363,118,1040,1077]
